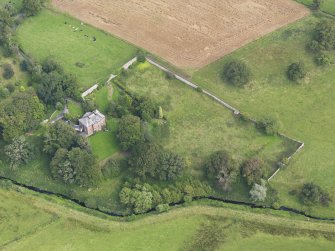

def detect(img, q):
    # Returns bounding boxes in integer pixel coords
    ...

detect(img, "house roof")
[79,110,105,128]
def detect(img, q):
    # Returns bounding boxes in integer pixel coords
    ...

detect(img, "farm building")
[78,110,106,136]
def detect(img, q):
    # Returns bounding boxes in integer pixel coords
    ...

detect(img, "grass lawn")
[67,99,84,119]
[94,84,114,113]
[192,14,335,217]
[2,186,335,251]
[88,119,120,161]
[296,0,335,15]
[16,9,137,90]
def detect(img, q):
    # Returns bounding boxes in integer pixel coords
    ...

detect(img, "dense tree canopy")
[313,20,335,51]
[50,147,100,186]
[119,184,153,214]
[158,151,185,181]
[128,143,162,179]
[204,151,238,191]
[0,91,45,141]
[117,115,144,151]
[43,121,89,156]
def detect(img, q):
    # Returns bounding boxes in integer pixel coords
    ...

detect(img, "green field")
[1,185,335,251]
[124,62,295,172]
[192,15,335,216]
[16,10,137,90]
[296,0,335,15]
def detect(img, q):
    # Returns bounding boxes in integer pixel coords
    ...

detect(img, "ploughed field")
[52,0,309,69]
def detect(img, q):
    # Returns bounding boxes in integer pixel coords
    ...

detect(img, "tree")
[2,64,14,79]
[223,60,251,87]
[119,184,153,214]
[50,147,100,186]
[242,157,265,186]
[157,151,185,181]
[4,136,33,170]
[5,83,15,93]
[128,143,162,179]
[312,0,323,10]
[43,121,89,155]
[287,62,306,81]
[250,180,267,202]
[204,151,238,191]
[22,0,44,16]
[0,91,45,141]
[117,115,144,151]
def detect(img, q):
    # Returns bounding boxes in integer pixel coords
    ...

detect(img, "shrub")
[223,60,251,87]
[204,151,238,191]
[0,87,10,98]
[2,64,14,79]
[312,0,323,10]
[299,183,331,206]
[315,51,331,66]
[19,60,29,72]
[250,180,267,202]
[137,50,146,63]
[257,115,281,135]
[313,20,335,51]
[156,204,170,213]
[165,71,175,80]
[5,83,15,93]
[287,62,306,81]
[102,158,121,178]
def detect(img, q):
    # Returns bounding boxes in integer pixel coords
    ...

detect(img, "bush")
[137,50,146,63]
[299,183,331,206]
[19,60,29,72]
[5,83,15,93]
[312,0,323,10]
[250,180,267,202]
[242,157,265,186]
[2,64,14,79]
[315,51,331,66]
[156,204,170,213]
[223,60,251,87]
[102,159,121,178]
[165,71,175,80]
[204,151,238,191]
[257,115,281,135]
[287,62,306,81]
[0,87,10,98]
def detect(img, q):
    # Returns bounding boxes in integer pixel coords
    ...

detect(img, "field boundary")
[143,56,305,181]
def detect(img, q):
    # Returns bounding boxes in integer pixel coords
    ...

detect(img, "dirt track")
[52,0,309,69]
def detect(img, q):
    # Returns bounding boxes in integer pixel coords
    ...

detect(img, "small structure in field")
[78,110,106,136]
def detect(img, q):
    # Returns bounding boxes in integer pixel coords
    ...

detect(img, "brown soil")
[52,0,309,69]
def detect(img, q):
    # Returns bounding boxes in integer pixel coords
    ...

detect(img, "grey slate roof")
[79,110,105,128]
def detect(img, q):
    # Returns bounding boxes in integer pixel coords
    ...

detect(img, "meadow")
[296,0,335,15]
[1,184,335,251]
[16,9,137,90]
[192,14,335,217]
